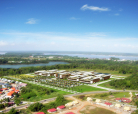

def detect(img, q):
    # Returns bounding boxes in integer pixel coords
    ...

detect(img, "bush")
[20,92,36,100]
[135,101,138,107]
[78,95,85,100]
[5,103,10,107]
[14,98,21,106]
[0,104,5,110]
[8,108,18,114]
[28,102,44,112]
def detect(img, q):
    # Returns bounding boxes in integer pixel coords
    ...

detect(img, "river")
[0,61,68,69]
[44,53,138,60]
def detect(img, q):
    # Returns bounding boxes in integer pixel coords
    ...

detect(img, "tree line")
[0,59,138,76]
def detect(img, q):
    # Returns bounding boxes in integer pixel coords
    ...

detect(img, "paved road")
[88,75,126,91]
[2,90,138,113]
[88,80,114,91]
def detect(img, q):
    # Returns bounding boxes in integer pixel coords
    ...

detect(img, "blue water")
[44,53,138,60]
[0,61,68,69]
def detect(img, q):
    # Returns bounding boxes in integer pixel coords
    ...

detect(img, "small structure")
[19,83,27,87]
[95,99,101,104]
[57,105,65,110]
[115,104,121,108]
[115,98,122,102]
[129,92,133,101]
[47,108,57,113]
[87,97,92,102]
[124,106,131,111]
[121,98,131,103]
[36,112,45,114]
[2,88,8,90]
[104,102,112,106]
[72,100,79,105]
[135,93,138,97]
[66,112,75,114]
[11,87,16,91]
[65,102,73,107]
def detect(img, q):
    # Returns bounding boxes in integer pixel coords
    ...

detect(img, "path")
[88,75,126,91]
[88,80,114,91]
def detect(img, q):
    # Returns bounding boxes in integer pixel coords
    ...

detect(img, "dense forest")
[0,59,138,76]
[109,73,138,90]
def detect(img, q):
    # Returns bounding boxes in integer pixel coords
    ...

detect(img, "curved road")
[2,90,138,113]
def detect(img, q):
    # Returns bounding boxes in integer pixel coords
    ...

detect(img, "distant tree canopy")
[0,59,138,76]
[109,73,138,90]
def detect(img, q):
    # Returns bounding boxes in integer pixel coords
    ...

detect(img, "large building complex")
[34,69,111,84]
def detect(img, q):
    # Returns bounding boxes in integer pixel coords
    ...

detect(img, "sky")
[0,0,138,53]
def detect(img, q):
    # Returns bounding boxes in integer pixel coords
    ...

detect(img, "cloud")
[81,4,110,11]
[0,41,8,46]
[114,13,119,16]
[26,18,38,24]
[0,31,138,52]
[86,32,106,37]
[69,17,80,20]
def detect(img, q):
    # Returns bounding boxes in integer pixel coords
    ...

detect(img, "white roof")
[95,74,104,76]
[83,72,92,75]
[82,76,93,80]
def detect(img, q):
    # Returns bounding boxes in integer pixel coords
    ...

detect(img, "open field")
[24,89,71,102]
[73,85,106,92]
[18,82,72,102]
[98,81,119,90]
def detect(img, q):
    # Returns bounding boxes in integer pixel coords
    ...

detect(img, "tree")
[8,108,18,114]
[5,103,10,107]
[0,104,5,110]
[135,101,138,107]
[55,94,66,106]
[14,98,21,106]
[28,102,44,112]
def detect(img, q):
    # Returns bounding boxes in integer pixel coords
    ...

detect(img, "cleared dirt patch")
[80,106,116,114]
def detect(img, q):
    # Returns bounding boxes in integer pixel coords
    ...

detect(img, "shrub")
[28,102,44,112]
[78,95,85,100]
[8,108,18,114]
[14,98,21,106]
[5,103,10,107]
[0,104,5,110]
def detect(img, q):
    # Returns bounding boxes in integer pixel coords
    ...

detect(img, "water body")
[0,61,68,69]
[44,53,138,60]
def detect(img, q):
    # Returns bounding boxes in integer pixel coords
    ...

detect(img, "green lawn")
[98,81,119,90]
[28,91,71,102]
[73,85,106,92]
[113,92,135,98]
[24,84,106,102]
[18,82,72,102]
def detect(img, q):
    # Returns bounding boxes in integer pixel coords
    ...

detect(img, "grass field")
[73,85,106,92]
[19,82,72,102]
[98,81,119,90]
[80,106,116,114]
[27,90,71,102]
[62,68,131,77]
